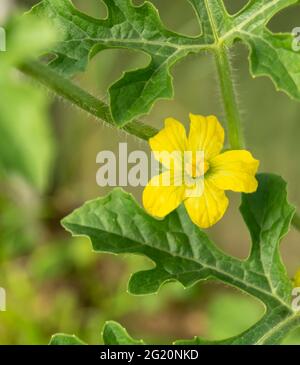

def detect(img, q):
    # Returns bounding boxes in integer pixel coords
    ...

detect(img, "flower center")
[186,158,210,179]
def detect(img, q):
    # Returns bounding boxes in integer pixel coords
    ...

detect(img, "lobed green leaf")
[28,0,300,126]
[61,174,299,344]
[102,321,145,345]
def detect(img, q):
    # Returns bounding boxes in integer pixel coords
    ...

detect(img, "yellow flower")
[294,269,300,288]
[143,114,259,228]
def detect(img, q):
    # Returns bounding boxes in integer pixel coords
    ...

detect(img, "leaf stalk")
[214,45,245,150]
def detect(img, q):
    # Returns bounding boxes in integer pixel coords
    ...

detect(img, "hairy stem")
[19,61,158,141]
[213,46,300,234]
[214,45,245,150]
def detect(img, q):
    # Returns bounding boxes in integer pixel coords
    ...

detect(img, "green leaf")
[61,173,300,344]
[50,334,86,345]
[102,321,145,345]
[28,0,300,126]
[28,0,202,126]
[240,174,295,305]
[50,321,145,345]
[0,16,56,191]
[227,0,300,101]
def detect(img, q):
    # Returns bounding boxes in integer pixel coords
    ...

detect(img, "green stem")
[19,61,158,141]
[214,45,245,150]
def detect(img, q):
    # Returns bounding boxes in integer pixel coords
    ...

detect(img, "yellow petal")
[150,118,187,170]
[209,150,259,193]
[143,171,185,218]
[188,114,224,160]
[150,117,187,154]
[184,179,229,228]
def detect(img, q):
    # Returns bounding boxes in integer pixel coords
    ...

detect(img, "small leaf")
[49,334,86,345]
[231,2,300,101]
[50,321,145,345]
[102,321,145,345]
[0,16,56,191]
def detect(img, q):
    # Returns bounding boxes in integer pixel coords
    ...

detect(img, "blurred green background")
[0,0,300,344]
